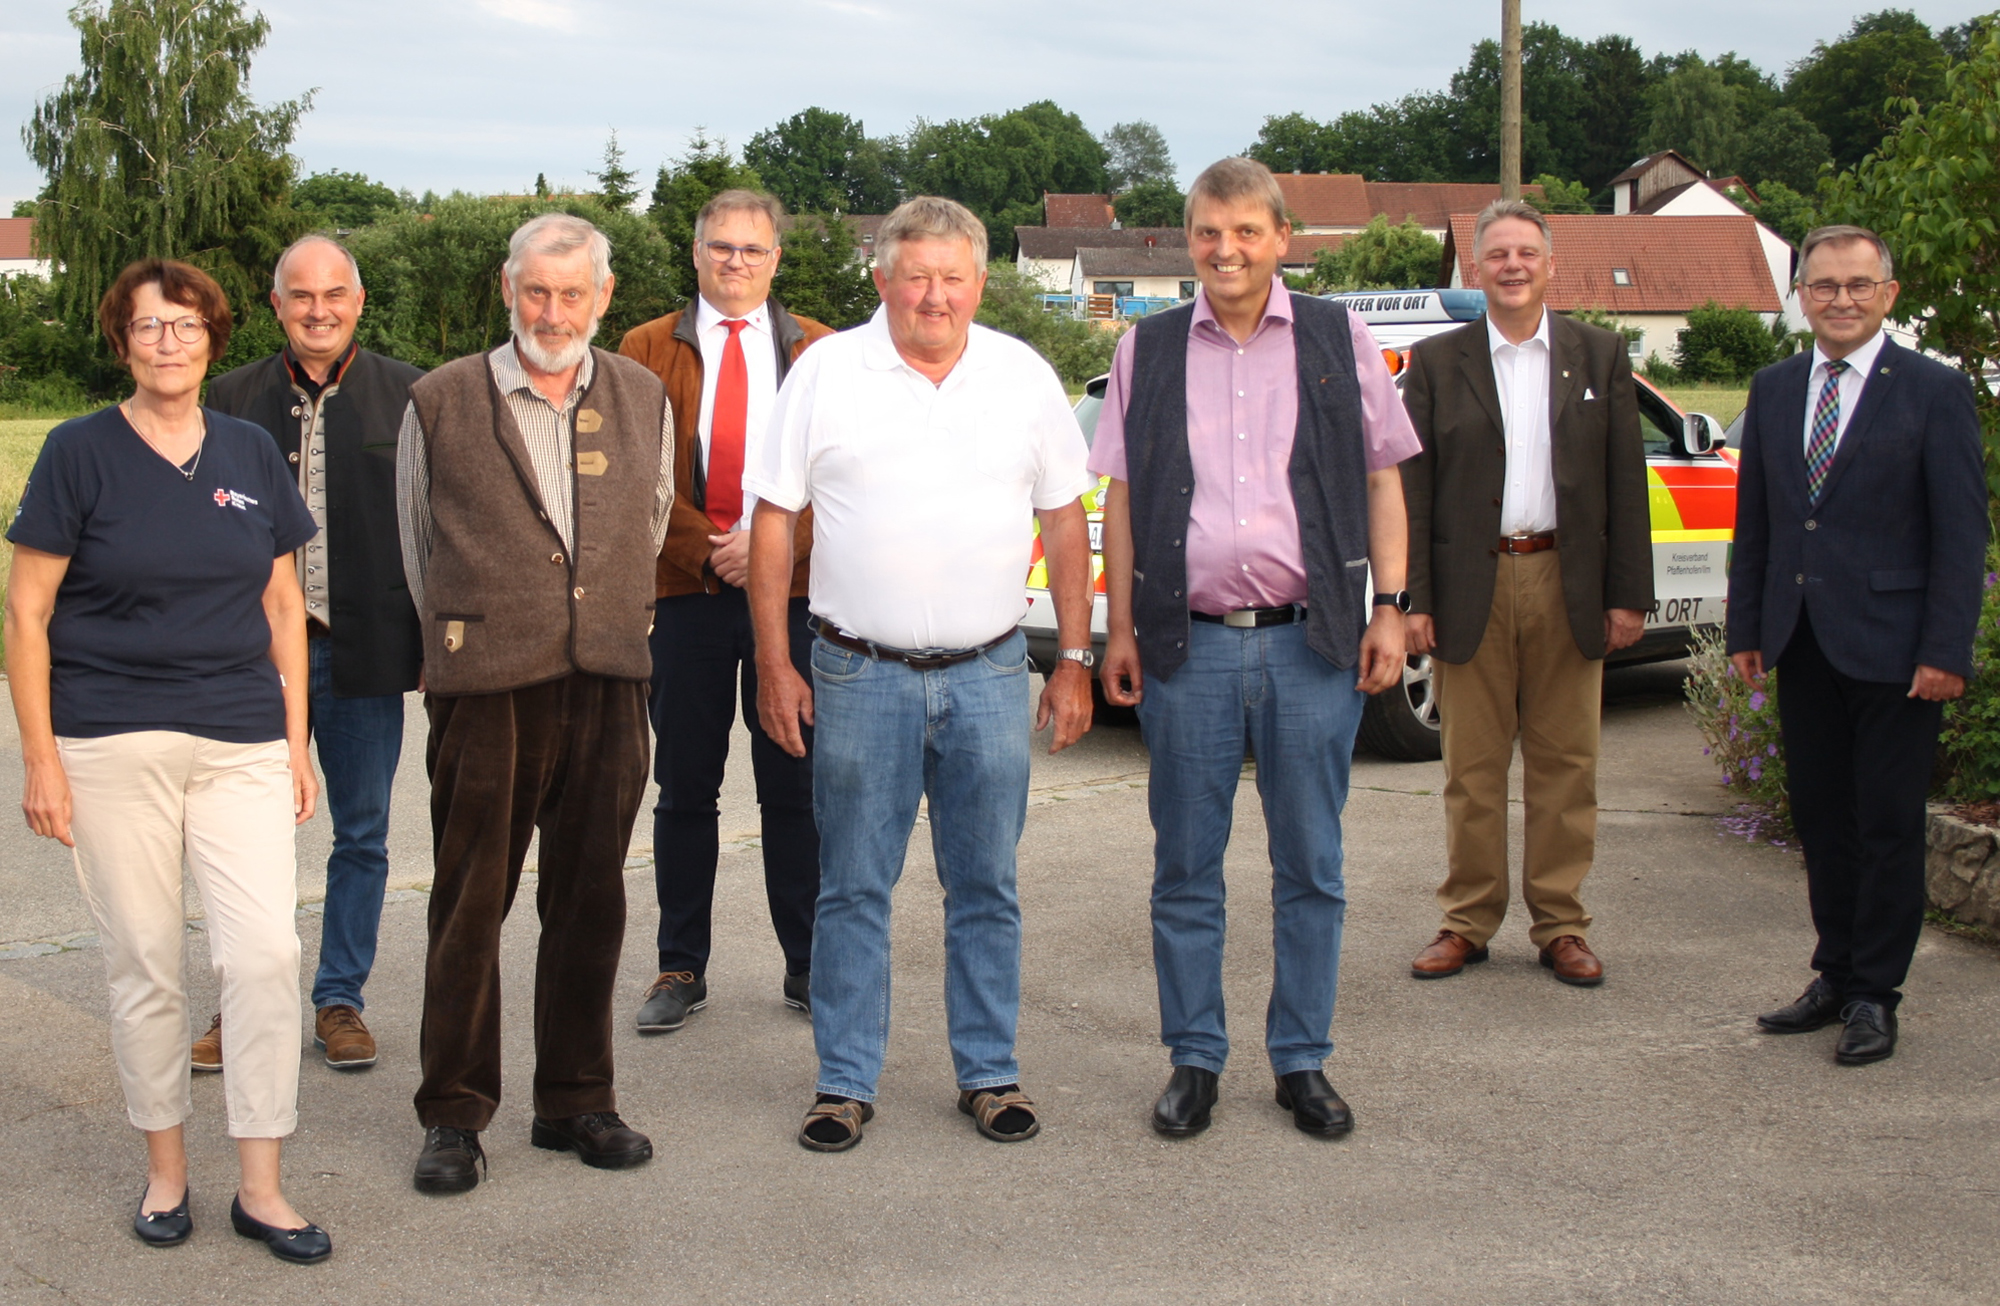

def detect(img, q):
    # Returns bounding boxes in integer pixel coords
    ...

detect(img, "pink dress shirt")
[1089,277,1421,613]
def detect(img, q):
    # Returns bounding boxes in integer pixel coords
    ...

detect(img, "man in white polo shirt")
[744,195,1095,1153]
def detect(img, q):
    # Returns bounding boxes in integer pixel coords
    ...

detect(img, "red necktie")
[705,319,749,531]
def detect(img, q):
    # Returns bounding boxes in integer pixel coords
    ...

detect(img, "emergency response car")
[1019,288,1738,760]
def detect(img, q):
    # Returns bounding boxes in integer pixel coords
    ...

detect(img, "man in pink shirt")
[1094,157,1420,1139]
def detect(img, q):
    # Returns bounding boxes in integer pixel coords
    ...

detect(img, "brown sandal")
[798,1098,874,1152]
[958,1087,1041,1142]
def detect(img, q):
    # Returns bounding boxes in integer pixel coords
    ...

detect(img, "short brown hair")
[1799,224,1894,282]
[1185,157,1288,232]
[98,259,233,363]
[695,189,788,247]
[1473,198,1553,254]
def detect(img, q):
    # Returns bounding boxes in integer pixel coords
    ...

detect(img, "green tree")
[647,130,765,305]
[342,196,675,370]
[534,172,550,199]
[744,108,900,214]
[1244,112,1345,174]
[1572,34,1654,191]
[769,215,876,329]
[1311,216,1444,292]
[1821,20,2000,488]
[22,0,309,329]
[1740,179,1819,246]
[1101,120,1174,190]
[294,169,403,230]
[1674,301,1779,381]
[1641,57,1742,171]
[591,130,640,212]
[900,102,1108,257]
[1733,107,1833,193]
[1112,179,1184,228]
[974,261,1119,384]
[0,273,120,408]
[10,200,38,218]
[1528,174,1594,214]
[1786,10,1950,169]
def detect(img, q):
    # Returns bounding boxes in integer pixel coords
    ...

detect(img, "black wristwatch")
[1373,590,1412,614]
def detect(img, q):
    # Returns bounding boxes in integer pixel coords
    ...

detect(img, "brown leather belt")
[809,617,1012,671]
[1498,532,1557,555]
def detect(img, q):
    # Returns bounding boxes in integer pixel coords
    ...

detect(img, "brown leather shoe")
[190,1013,222,1073]
[1410,929,1489,979]
[1539,935,1605,986]
[314,1005,378,1070]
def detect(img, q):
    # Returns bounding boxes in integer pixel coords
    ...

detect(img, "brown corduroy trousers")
[413,672,650,1130]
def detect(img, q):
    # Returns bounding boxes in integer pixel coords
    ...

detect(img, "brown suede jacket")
[617,300,834,598]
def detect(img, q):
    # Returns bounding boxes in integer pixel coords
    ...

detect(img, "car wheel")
[1356,652,1442,761]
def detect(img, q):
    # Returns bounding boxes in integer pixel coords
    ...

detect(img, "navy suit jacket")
[1725,337,1986,682]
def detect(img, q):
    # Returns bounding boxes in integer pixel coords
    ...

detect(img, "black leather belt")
[809,617,1011,670]
[1189,605,1300,628]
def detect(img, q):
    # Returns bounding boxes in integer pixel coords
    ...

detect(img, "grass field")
[1659,386,1750,429]
[1,417,72,664]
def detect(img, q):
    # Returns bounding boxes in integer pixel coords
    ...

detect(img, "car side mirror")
[1683,412,1726,454]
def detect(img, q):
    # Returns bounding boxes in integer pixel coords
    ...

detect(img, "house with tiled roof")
[1018,226,1182,290]
[1043,193,1115,227]
[1071,245,1197,300]
[1606,150,1804,331]
[1270,175,1544,235]
[0,217,50,277]
[1440,212,1783,366]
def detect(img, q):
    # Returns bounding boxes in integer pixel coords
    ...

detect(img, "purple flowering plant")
[1684,625,1792,840]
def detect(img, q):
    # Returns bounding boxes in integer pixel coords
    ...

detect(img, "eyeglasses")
[1803,280,1888,303]
[128,316,209,344]
[703,241,772,267]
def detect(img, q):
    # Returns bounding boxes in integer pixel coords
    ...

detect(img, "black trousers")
[415,673,649,1129]
[648,589,818,977]
[1776,612,1943,1007]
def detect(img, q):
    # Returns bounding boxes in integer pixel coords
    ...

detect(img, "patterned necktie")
[705,318,749,531]
[1805,358,1848,501]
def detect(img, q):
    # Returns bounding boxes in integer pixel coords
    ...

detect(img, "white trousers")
[59,732,302,1138]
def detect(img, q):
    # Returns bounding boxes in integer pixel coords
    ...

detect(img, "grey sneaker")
[783,971,811,1014]
[636,971,706,1033]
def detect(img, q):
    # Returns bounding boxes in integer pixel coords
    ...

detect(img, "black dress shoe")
[1275,1069,1354,1137]
[412,1125,485,1194]
[1151,1065,1219,1137]
[783,970,811,1014]
[229,1195,331,1264]
[531,1111,653,1169]
[132,1184,191,1247]
[1756,977,1845,1034]
[1835,999,1898,1065]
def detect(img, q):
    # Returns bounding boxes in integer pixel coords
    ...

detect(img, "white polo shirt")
[745,305,1094,650]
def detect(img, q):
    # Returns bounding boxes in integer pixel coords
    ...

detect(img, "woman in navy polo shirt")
[3,260,331,1263]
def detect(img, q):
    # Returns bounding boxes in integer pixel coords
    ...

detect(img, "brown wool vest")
[410,347,667,695]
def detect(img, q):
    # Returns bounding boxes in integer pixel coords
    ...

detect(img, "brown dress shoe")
[190,1013,222,1073]
[1539,935,1604,986]
[314,1005,378,1069]
[1410,929,1489,979]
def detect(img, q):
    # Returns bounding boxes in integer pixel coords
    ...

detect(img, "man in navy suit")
[1727,224,1987,1065]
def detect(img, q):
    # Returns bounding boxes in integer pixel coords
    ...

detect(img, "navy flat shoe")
[133,1184,191,1247]
[229,1194,331,1264]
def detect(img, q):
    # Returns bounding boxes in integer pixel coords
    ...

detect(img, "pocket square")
[1583,387,1597,401]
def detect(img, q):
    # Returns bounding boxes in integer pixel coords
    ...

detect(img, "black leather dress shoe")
[1835,999,1898,1065]
[132,1185,191,1247]
[412,1125,485,1194]
[1756,977,1845,1034]
[1275,1069,1354,1137]
[1151,1065,1219,1137]
[531,1111,653,1169]
[230,1195,331,1264]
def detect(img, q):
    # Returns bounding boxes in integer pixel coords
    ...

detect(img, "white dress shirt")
[745,305,1095,650]
[695,294,777,531]
[1489,310,1557,535]
[1802,328,1888,459]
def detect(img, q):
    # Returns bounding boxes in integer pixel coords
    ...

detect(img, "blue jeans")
[1137,619,1365,1076]
[307,638,404,1012]
[808,629,1033,1102]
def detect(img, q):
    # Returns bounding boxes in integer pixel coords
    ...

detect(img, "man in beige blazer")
[1400,199,1653,986]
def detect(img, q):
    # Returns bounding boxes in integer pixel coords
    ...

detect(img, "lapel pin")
[1880,367,1891,375]
[1562,370,1570,378]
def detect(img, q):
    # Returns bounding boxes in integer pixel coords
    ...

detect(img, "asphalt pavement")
[0,662,1996,1304]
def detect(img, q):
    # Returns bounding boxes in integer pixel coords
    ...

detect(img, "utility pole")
[1500,0,1522,198]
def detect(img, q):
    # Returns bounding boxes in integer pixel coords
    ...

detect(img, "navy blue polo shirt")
[7,404,318,743]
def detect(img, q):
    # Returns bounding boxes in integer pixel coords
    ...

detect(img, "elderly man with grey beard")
[394,212,674,1194]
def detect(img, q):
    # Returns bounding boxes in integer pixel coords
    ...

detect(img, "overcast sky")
[2,1,1990,209]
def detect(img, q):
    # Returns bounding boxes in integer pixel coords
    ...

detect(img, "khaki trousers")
[58,733,302,1138]
[1431,550,1602,948]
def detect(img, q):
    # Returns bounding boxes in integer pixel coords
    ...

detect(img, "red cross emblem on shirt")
[214,489,231,506]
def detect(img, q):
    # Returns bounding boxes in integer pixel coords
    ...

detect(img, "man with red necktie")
[618,190,834,1035]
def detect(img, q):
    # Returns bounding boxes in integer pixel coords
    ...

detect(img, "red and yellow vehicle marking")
[1026,475,1111,595]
